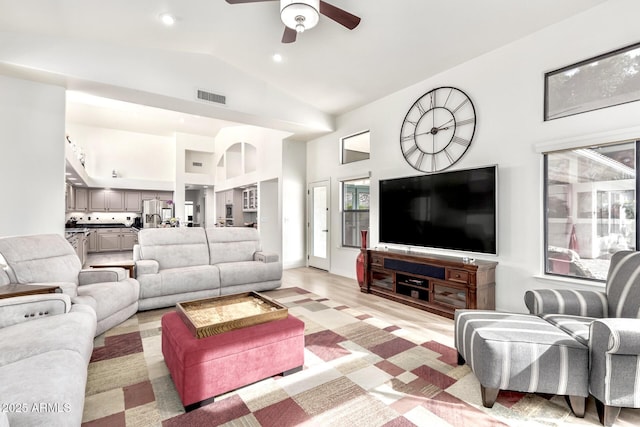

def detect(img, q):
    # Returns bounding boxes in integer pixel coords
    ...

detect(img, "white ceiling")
[0,0,608,137]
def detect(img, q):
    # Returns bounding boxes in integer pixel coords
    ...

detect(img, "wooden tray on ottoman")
[176,292,288,339]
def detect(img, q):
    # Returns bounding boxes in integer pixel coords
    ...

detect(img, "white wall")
[66,124,175,181]
[0,75,66,237]
[307,0,640,313]
[282,140,307,268]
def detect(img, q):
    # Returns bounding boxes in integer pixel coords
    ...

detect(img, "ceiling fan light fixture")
[280,0,319,32]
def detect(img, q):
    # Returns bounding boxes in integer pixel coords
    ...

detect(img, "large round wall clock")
[400,86,476,173]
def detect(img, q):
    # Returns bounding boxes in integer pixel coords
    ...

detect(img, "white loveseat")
[133,227,282,310]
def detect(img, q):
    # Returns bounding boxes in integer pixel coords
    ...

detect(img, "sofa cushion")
[76,279,140,321]
[138,265,219,300]
[0,234,81,285]
[539,313,594,346]
[0,310,95,368]
[207,227,261,264]
[137,228,210,270]
[0,350,89,427]
[217,261,282,287]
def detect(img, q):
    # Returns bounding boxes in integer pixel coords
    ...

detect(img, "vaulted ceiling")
[0,0,608,138]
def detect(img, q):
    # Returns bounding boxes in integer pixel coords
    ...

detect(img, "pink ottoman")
[161,310,305,410]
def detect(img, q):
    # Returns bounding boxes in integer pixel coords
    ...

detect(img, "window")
[341,131,370,164]
[544,42,640,121]
[342,178,370,247]
[544,140,637,281]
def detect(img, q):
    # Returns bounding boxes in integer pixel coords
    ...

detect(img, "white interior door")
[308,180,330,270]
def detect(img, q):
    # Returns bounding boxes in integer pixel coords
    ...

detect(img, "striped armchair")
[525,250,640,426]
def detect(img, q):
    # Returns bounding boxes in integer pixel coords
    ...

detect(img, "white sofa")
[133,227,282,310]
[0,275,96,426]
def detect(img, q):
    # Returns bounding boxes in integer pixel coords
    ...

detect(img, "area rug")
[81,287,592,427]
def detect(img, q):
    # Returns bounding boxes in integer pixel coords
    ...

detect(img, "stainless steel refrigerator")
[143,199,173,228]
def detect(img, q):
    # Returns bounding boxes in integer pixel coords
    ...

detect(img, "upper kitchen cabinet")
[124,191,141,212]
[89,189,124,212]
[65,183,75,212]
[75,188,89,212]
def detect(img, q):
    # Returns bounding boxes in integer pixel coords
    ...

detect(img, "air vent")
[197,89,226,105]
[192,162,203,167]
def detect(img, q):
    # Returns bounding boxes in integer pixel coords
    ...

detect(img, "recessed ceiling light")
[65,172,72,176]
[272,53,283,63]
[160,13,175,26]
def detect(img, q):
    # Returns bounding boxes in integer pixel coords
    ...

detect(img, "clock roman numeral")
[415,152,425,170]
[404,119,418,127]
[403,143,419,157]
[429,91,436,109]
[444,148,454,164]
[416,102,426,115]
[443,88,453,108]
[452,136,470,147]
[456,117,475,126]
[401,134,415,142]
[452,98,469,113]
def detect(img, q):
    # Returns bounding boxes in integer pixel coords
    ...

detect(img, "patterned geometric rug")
[81,287,600,427]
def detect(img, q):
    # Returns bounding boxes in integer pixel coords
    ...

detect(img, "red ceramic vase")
[356,230,368,287]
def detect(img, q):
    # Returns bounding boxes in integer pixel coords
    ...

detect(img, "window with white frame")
[342,178,370,247]
[544,140,637,281]
[341,131,370,164]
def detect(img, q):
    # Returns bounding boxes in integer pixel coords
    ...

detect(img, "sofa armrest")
[590,318,640,355]
[254,251,279,263]
[0,293,72,329]
[79,268,125,285]
[524,289,607,317]
[135,259,160,275]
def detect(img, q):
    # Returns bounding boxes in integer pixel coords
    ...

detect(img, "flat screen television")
[379,165,497,254]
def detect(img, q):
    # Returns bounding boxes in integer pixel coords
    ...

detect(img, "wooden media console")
[361,248,497,319]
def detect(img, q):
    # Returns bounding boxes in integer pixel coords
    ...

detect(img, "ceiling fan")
[225,0,361,43]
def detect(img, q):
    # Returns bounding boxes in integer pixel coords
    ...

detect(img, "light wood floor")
[282,266,456,346]
[85,251,456,344]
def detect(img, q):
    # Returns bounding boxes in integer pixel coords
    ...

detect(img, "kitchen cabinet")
[75,188,88,212]
[121,230,138,250]
[89,189,124,212]
[88,230,97,252]
[96,228,138,252]
[242,187,258,212]
[65,184,75,212]
[124,191,141,212]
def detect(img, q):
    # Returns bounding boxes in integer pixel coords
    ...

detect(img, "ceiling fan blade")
[282,26,297,43]
[319,1,361,30]
[225,0,277,4]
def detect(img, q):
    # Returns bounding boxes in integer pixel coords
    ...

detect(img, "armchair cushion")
[539,313,595,346]
[79,267,126,284]
[525,289,607,317]
[0,234,81,285]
